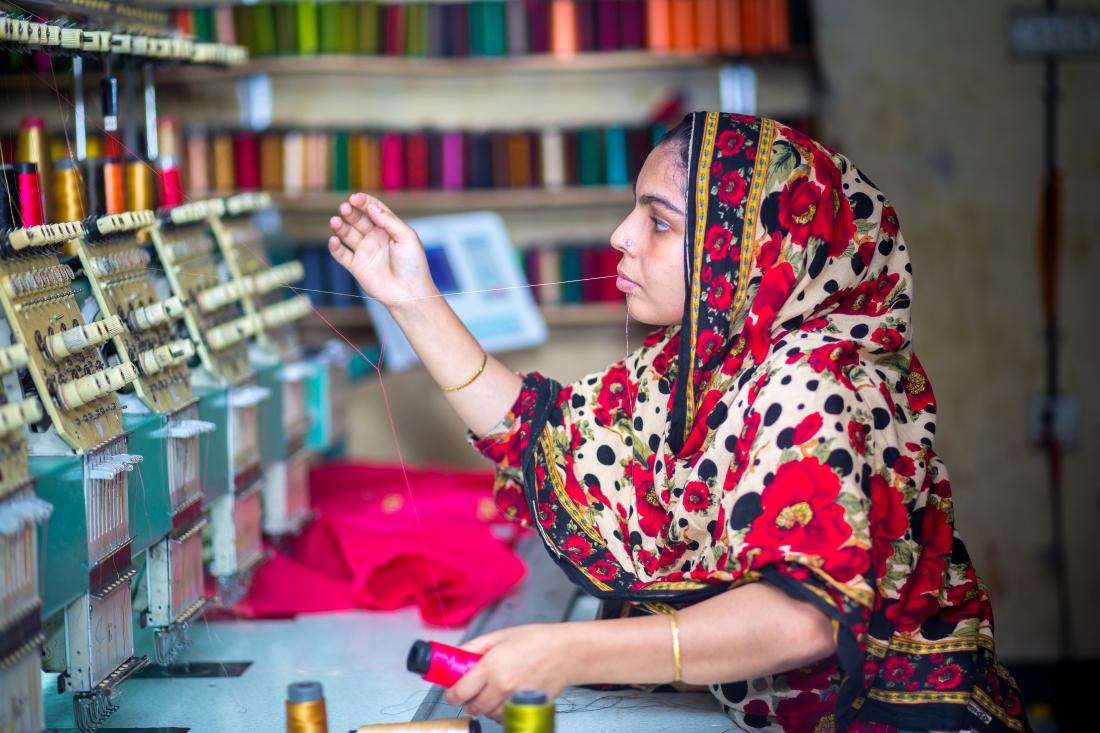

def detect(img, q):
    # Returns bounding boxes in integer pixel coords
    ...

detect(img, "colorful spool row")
[187,124,670,195]
[176,0,804,59]
[183,119,815,196]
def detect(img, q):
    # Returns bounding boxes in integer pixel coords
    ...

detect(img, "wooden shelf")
[303,303,629,337]
[273,188,632,244]
[274,187,631,215]
[157,50,814,83]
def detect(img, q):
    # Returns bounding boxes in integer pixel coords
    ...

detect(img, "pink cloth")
[231,462,527,626]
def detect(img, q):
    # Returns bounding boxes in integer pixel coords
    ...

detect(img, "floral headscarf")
[473,113,1027,732]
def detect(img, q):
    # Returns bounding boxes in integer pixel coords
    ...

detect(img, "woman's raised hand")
[327,192,438,310]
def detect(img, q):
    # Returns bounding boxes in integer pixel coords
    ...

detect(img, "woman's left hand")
[443,623,578,721]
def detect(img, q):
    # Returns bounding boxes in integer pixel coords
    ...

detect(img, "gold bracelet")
[441,350,488,393]
[669,611,682,683]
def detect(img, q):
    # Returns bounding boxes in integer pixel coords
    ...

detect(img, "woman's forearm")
[565,581,837,686]
[389,295,522,438]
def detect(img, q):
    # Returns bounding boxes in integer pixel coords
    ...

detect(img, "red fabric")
[230,462,527,627]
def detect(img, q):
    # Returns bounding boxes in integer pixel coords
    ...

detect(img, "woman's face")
[610,144,687,326]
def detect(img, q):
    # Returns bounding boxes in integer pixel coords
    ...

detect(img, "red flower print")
[720,334,750,377]
[589,560,619,581]
[569,424,583,451]
[847,420,868,455]
[656,540,688,570]
[679,389,725,457]
[757,230,783,270]
[929,653,946,665]
[536,502,556,530]
[744,262,796,362]
[871,327,903,351]
[941,569,987,624]
[793,412,823,444]
[705,224,734,260]
[725,412,761,488]
[825,545,870,583]
[778,175,826,244]
[707,276,734,310]
[904,355,935,413]
[863,659,880,686]
[931,664,963,691]
[494,481,529,524]
[746,457,852,556]
[717,169,748,207]
[881,205,900,237]
[869,475,908,541]
[800,317,830,332]
[1005,693,1023,717]
[907,680,921,691]
[828,271,900,317]
[775,691,835,732]
[697,328,724,360]
[786,658,836,692]
[781,125,815,150]
[652,338,677,376]
[562,534,593,559]
[744,699,771,718]
[883,554,951,634]
[629,454,665,538]
[592,364,633,425]
[716,129,747,157]
[643,327,668,348]
[803,341,861,389]
[893,455,916,478]
[811,148,856,256]
[754,262,796,315]
[683,481,711,512]
[635,548,660,574]
[857,239,876,269]
[883,655,914,682]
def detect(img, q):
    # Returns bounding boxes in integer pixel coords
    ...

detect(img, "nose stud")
[623,239,635,250]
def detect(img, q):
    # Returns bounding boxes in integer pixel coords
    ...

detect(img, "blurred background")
[5,0,1093,727]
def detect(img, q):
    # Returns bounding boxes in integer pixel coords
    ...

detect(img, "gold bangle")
[669,611,682,683]
[441,350,488,393]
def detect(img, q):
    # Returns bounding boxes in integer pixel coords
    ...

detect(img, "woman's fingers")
[356,195,416,244]
[461,681,504,719]
[339,200,375,239]
[444,668,486,709]
[329,215,366,251]
[327,236,354,270]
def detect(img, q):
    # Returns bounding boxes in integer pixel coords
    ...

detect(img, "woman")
[327,113,1029,732]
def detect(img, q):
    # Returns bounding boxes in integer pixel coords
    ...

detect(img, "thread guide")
[149,205,254,385]
[0,239,130,451]
[72,214,195,414]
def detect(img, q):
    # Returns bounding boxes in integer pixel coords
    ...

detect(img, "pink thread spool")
[15,163,44,227]
[406,640,482,688]
[157,157,185,208]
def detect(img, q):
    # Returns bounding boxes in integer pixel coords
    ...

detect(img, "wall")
[809,0,1099,662]
[343,1,1099,662]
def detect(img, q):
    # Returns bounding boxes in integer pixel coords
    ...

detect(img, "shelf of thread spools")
[160,0,806,65]
[144,0,816,133]
[180,114,810,247]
